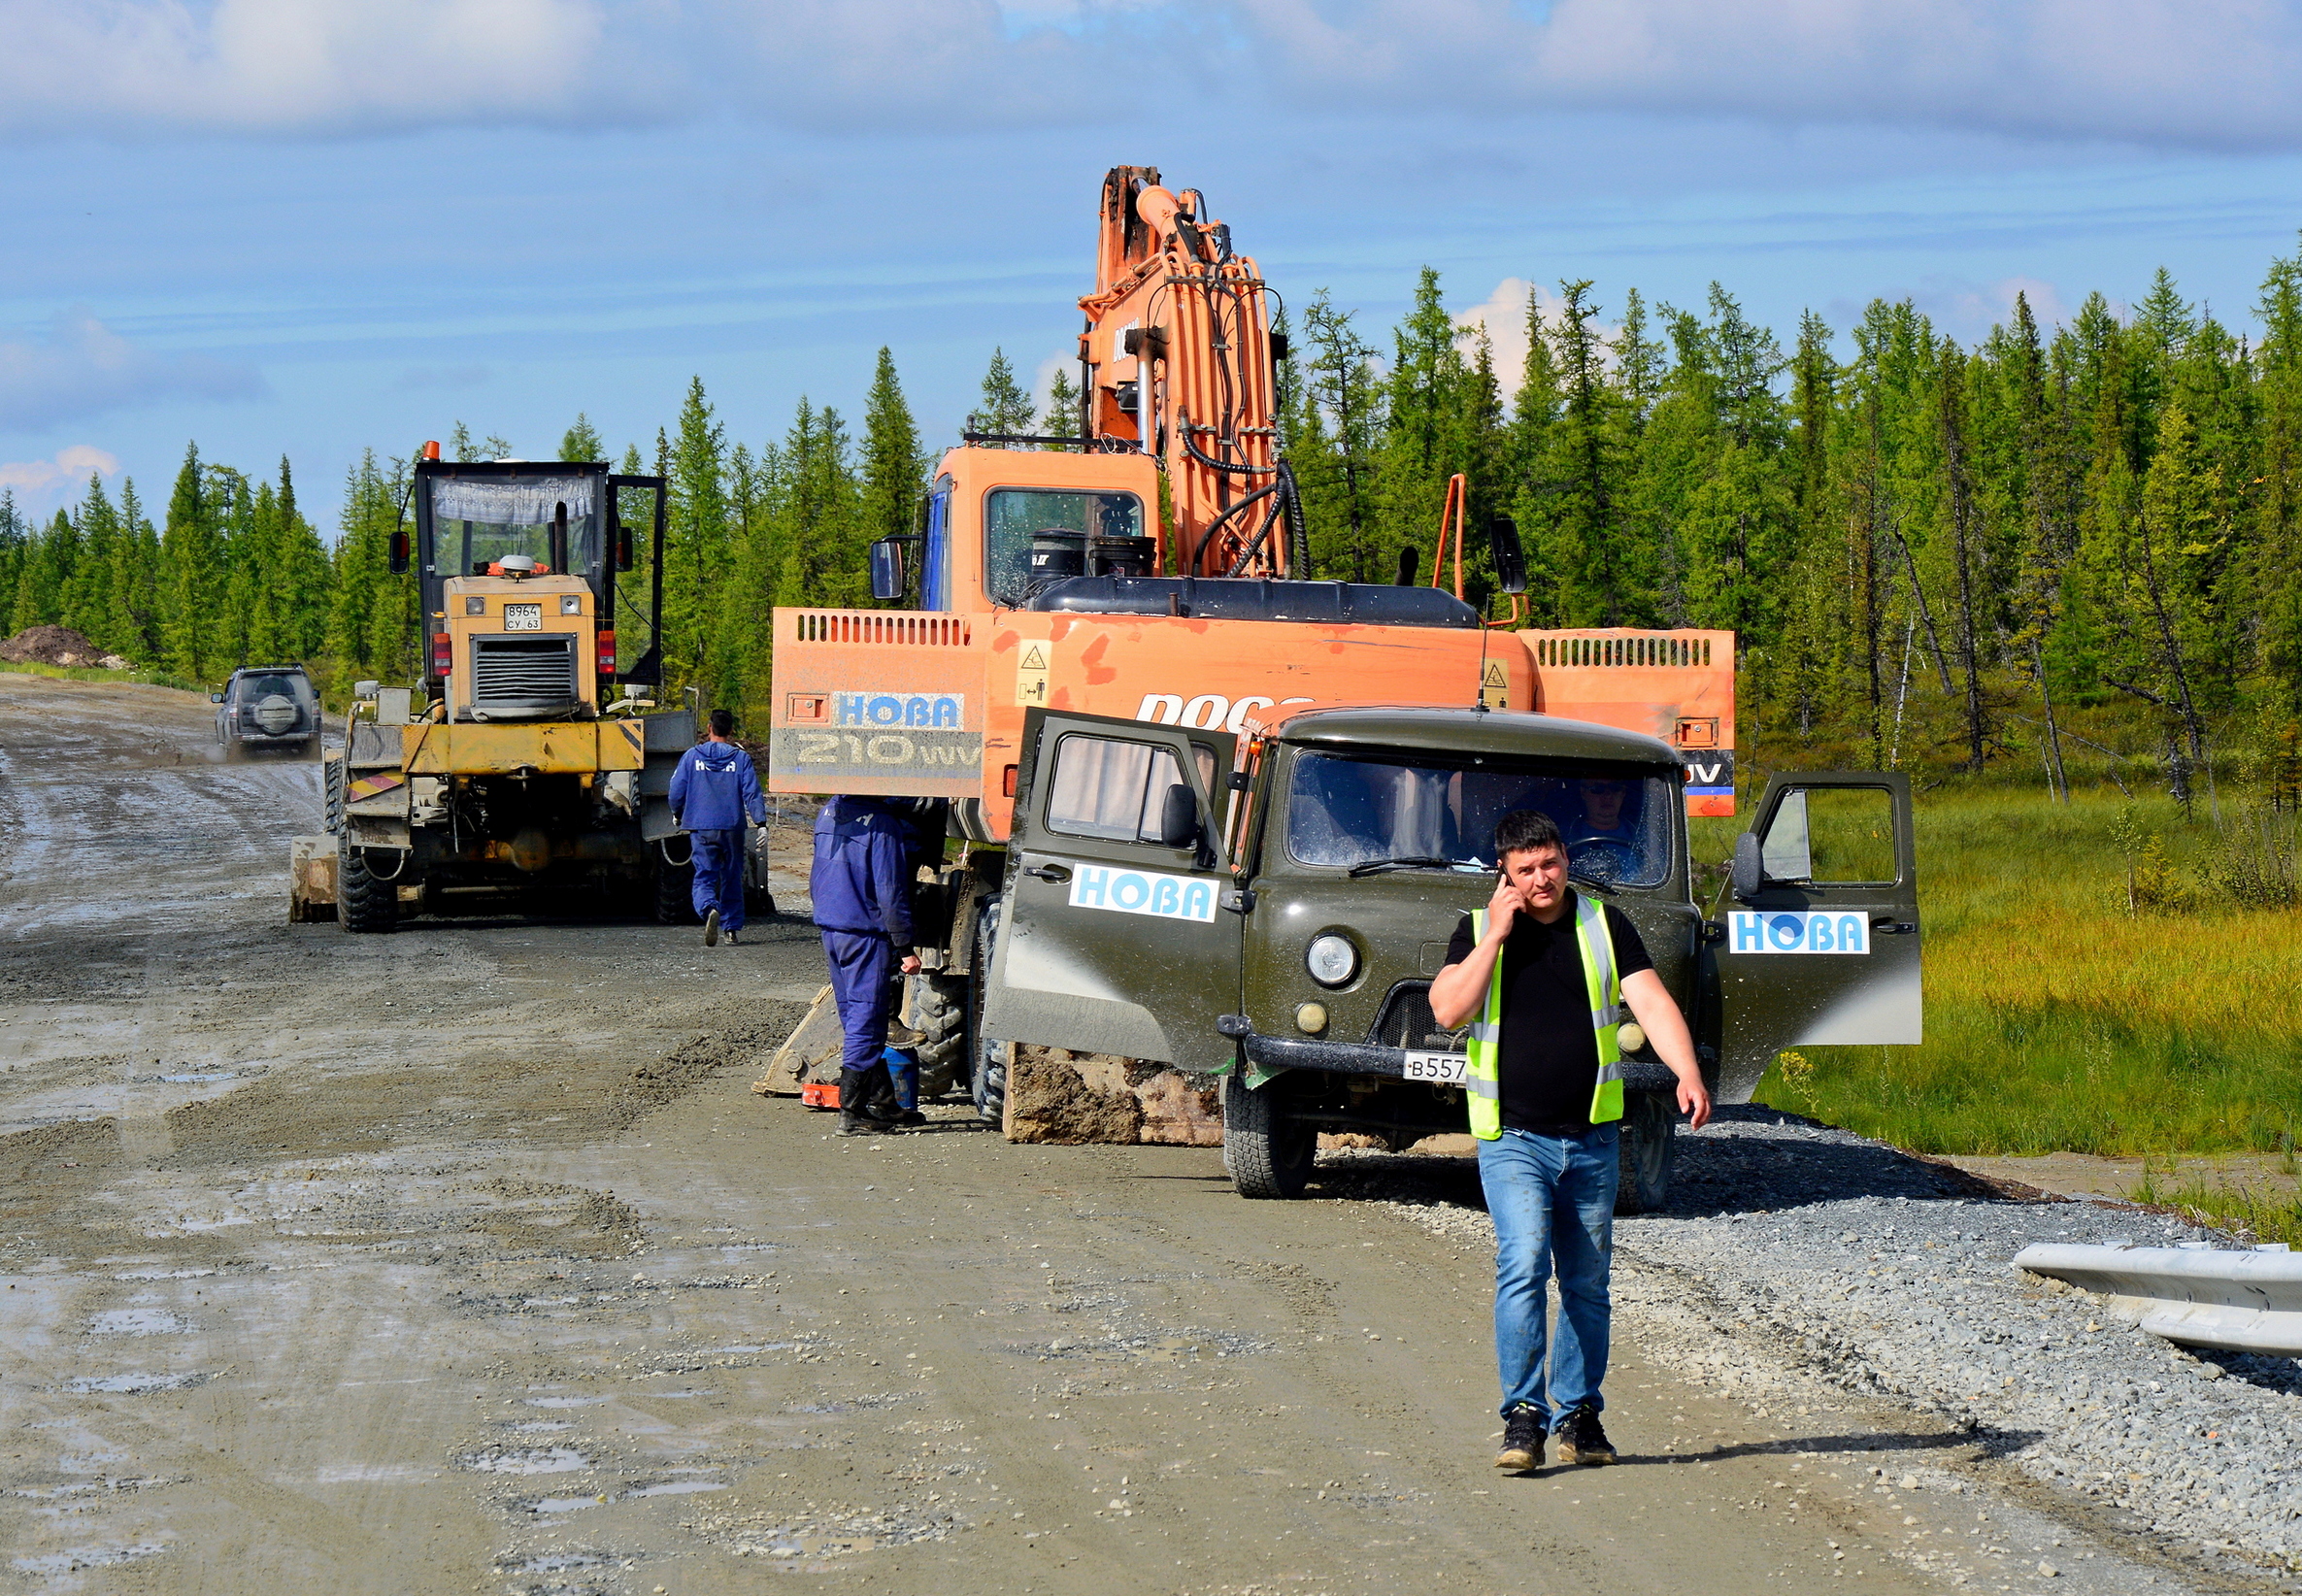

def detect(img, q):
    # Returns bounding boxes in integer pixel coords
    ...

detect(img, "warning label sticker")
[1016,642,1051,709]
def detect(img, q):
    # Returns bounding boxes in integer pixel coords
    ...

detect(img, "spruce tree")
[159,443,218,680]
[1377,268,1465,575]
[1298,291,1384,582]
[663,377,729,691]
[64,477,118,647]
[0,490,22,634]
[860,348,925,549]
[559,414,607,463]
[973,349,1037,441]
[107,480,160,663]
[1042,366,1082,445]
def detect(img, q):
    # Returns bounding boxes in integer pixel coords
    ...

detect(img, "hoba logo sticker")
[1063,862,1218,923]
[1729,911,1870,954]
[833,691,963,728]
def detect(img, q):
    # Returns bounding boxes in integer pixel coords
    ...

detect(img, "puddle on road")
[623,1479,728,1498]
[61,1371,210,1395]
[11,1543,169,1577]
[458,1447,593,1475]
[502,1551,611,1573]
[510,1420,574,1434]
[527,1494,608,1514]
[314,1463,435,1484]
[523,1395,609,1410]
[85,1309,190,1336]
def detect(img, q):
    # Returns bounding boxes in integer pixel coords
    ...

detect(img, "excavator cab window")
[984,488,1145,605]
[920,477,952,610]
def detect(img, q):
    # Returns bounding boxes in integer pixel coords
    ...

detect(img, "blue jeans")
[690,827,747,931]
[1477,1123,1618,1422]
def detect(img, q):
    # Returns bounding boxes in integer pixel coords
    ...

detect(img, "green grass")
[2129,1155,2302,1247]
[1689,788,2302,1239]
[0,659,204,693]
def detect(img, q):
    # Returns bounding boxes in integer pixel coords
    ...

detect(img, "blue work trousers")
[1477,1123,1619,1422]
[690,827,747,931]
[822,930,898,1071]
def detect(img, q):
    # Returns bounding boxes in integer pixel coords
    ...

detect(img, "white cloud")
[1454,279,1623,387]
[0,310,265,430]
[0,444,120,501]
[6,0,2300,148]
[0,0,612,136]
[1224,0,2302,149]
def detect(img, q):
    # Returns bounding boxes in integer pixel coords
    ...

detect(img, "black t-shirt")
[1443,892,1653,1136]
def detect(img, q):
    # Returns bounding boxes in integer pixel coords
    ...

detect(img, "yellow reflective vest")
[1463,894,1625,1140]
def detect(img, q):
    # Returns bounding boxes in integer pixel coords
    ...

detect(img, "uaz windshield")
[1285,750,1676,887]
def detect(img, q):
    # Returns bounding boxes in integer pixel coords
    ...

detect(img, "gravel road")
[0,675,2290,1595]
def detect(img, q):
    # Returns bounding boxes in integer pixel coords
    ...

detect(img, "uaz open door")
[982,709,1240,1072]
[1712,772,1921,1102]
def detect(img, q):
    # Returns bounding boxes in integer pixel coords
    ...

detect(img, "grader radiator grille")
[471,635,577,709]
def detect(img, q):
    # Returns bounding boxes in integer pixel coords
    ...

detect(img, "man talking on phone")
[1427,807,1712,1475]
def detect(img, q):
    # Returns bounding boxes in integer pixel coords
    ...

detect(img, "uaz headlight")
[1305,933,1357,987]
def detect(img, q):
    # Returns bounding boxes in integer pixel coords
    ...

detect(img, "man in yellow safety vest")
[1428,807,1712,1474]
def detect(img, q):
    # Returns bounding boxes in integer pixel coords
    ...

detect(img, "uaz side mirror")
[869,538,906,603]
[1157,783,1199,849]
[209,692,224,704]
[1489,514,1527,595]
[1730,832,1763,900]
[614,520,635,573]
[388,530,411,576]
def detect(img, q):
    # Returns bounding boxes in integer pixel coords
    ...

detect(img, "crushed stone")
[1339,1107,2302,1577]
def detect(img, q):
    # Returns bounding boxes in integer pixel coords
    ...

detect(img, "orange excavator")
[765,165,1735,1121]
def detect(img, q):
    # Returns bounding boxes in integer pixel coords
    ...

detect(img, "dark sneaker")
[702,908,721,947]
[837,1114,892,1137]
[893,1110,928,1127]
[1552,1405,1616,1466]
[1494,1404,1546,1474]
[724,928,742,946]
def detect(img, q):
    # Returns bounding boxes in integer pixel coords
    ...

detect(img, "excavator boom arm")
[1078,166,1291,581]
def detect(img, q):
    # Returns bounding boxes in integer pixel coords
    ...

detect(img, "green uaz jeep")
[981,705,1921,1209]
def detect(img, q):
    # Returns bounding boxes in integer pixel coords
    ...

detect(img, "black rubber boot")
[838,1065,902,1133]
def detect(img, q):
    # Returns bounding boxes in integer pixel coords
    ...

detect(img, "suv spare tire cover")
[252,694,298,734]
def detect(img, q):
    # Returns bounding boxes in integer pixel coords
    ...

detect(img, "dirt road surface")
[0,677,2254,1594]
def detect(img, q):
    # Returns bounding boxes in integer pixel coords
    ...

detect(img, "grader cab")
[313,453,701,931]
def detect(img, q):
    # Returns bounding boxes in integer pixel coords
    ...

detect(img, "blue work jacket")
[810,796,915,945]
[669,739,766,832]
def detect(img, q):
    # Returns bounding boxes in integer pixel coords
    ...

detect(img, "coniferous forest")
[10,246,2302,803]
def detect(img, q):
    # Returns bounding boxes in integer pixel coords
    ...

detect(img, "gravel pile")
[1343,1107,2302,1577]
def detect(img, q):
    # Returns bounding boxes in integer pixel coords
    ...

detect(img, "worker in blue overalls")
[811,794,920,1136]
[669,709,767,946]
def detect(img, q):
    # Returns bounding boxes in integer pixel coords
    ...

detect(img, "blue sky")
[5,0,2302,523]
